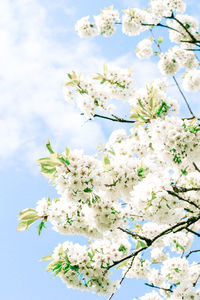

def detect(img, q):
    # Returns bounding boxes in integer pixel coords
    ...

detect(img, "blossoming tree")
[18,1,200,299]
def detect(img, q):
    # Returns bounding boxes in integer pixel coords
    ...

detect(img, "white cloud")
[2,0,198,171]
[0,0,107,169]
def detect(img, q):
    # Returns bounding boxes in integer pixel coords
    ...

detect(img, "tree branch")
[167,190,200,210]
[193,162,200,173]
[172,76,195,117]
[145,283,172,293]
[186,228,200,237]
[118,227,152,246]
[141,22,180,33]
[107,256,135,300]
[93,114,135,123]
[149,28,194,117]
[108,214,200,270]
[81,113,135,123]
[173,187,200,193]
[170,15,198,43]
[186,249,200,259]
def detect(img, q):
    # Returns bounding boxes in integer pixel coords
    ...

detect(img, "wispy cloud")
[3,0,197,171]
[0,0,108,169]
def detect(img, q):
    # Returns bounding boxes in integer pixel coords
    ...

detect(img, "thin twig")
[142,22,179,33]
[145,283,172,293]
[193,162,200,173]
[182,117,200,121]
[150,28,194,117]
[118,227,152,246]
[171,16,198,43]
[167,190,200,210]
[108,214,200,270]
[186,249,200,258]
[82,113,135,123]
[174,187,200,193]
[186,228,200,237]
[172,76,195,117]
[107,257,135,300]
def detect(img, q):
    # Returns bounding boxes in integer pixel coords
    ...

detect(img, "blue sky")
[1,1,200,299]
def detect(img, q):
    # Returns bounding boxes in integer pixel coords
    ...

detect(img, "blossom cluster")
[19,103,200,297]
[45,237,130,295]
[63,64,134,118]
[17,0,200,299]
[75,1,200,91]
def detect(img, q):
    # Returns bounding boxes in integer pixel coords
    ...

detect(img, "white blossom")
[183,69,200,91]
[136,39,153,59]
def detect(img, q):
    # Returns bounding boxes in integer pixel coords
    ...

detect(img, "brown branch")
[167,190,200,210]
[186,249,200,258]
[141,22,179,33]
[108,214,200,270]
[186,228,200,237]
[174,187,200,193]
[145,283,172,293]
[149,27,194,117]
[185,48,200,51]
[193,162,200,173]
[171,16,198,43]
[92,113,135,123]
[182,117,200,121]
[193,274,200,287]
[107,257,135,300]
[172,76,195,118]
[118,227,152,246]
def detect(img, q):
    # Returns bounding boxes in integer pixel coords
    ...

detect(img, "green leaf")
[17,219,37,231]
[116,260,128,269]
[136,240,147,249]
[100,78,106,84]
[65,146,70,157]
[18,208,37,216]
[38,221,46,235]
[103,155,110,165]
[118,245,127,252]
[181,169,188,176]
[18,213,38,221]
[58,156,70,165]
[40,255,52,261]
[46,140,54,154]
[138,168,145,178]
[84,187,93,193]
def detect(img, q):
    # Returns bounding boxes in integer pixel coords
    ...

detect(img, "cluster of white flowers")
[36,197,50,217]
[129,173,185,224]
[64,65,135,119]
[122,8,153,36]
[94,6,120,37]
[75,6,119,38]
[126,255,151,279]
[75,1,200,92]
[48,237,130,295]
[150,0,186,18]
[129,78,179,122]
[30,105,200,296]
[75,16,98,38]
[19,0,200,298]
[183,69,200,91]
[148,116,200,168]
[158,46,198,76]
[167,14,200,44]
[136,39,153,59]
